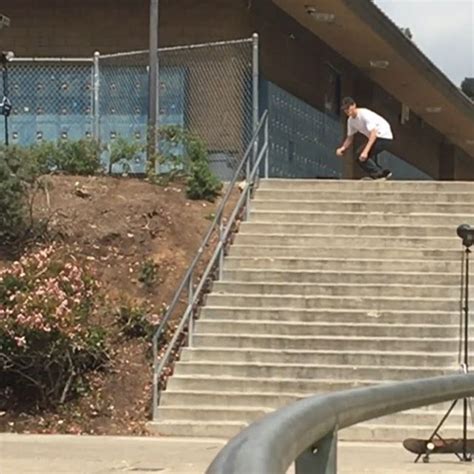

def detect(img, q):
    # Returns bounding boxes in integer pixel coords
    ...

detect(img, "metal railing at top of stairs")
[151,110,269,418]
[206,373,474,474]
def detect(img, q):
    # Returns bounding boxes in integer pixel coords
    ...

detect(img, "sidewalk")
[0,434,471,474]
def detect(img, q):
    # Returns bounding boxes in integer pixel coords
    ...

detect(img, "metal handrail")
[151,110,269,417]
[207,373,474,474]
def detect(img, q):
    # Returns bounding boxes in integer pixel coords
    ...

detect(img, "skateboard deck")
[403,438,474,455]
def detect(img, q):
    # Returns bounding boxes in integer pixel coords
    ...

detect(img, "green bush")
[1,139,102,178]
[186,133,222,201]
[109,137,144,174]
[0,145,45,244]
[150,126,222,201]
[0,153,27,242]
[115,303,157,339]
[0,246,108,407]
[29,141,63,175]
[138,258,158,288]
[55,139,102,176]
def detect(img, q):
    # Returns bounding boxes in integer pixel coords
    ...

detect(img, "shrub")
[0,145,47,244]
[2,139,102,178]
[149,126,222,201]
[0,246,107,407]
[109,137,144,175]
[138,259,158,288]
[29,141,63,175]
[185,133,222,201]
[0,152,27,242]
[55,139,102,176]
[115,302,158,339]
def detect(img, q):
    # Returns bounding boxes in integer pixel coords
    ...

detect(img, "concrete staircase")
[151,179,474,441]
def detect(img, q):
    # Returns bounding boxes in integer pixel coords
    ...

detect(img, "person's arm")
[360,129,378,160]
[336,135,354,156]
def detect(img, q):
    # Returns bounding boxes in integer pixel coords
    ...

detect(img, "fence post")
[252,33,259,171]
[93,51,100,142]
[218,214,224,280]
[187,273,194,347]
[148,0,160,162]
[295,428,338,474]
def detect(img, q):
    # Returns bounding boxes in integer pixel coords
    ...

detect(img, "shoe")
[382,170,393,179]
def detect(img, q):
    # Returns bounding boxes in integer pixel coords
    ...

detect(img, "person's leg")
[355,143,384,178]
[369,139,393,178]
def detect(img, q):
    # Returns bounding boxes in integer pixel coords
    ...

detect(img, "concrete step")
[159,390,467,413]
[250,211,474,227]
[223,257,458,272]
[235,233,456,249]
[252,199,474,214]
[156,406,271,423]
[181,348,460,367]
[222,269,462,285]
[211,281,460,298]
[166,375,385,394]
[149,420,246,438]
[255,189,474,203]
[339,424,472,442]
[154,178,474,442]
[192,334,459,351]
[149,420,470,441]
[258,179,474,192]
[156,405,466,428]
[205,294,458,312]
[160,390,302,409]
[173,361,447,380]
[200,307,459,325]
[228,245,460,261]
[194,320,462,339]
[240,222,458,238]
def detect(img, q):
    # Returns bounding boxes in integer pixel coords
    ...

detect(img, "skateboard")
[403,438,474,463]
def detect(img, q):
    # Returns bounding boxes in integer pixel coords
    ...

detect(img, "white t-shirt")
[347,108,393,140]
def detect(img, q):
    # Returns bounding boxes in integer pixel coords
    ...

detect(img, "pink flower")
[16,313,26,324]
[14,336,27,348]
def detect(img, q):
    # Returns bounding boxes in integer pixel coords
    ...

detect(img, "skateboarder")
[336,97,393,180]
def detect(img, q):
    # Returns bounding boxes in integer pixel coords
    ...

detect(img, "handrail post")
[245,185,251,221]
[152,368,159,420]
[187,273,194,347]
[296,428,338,474]
[218,214,224,280]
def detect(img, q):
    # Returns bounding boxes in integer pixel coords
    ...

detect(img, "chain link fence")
[0,38,256,179]
[98,39,254,176]
[0,59,94,144]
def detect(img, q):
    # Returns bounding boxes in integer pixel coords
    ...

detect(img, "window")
[324,63,341,117]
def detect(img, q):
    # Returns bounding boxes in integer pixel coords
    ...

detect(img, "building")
[1,0,474,179]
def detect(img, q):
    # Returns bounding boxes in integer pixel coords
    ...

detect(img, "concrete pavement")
[0,434,472,473]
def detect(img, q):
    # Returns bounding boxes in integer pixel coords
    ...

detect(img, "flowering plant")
[0,246,107,407]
